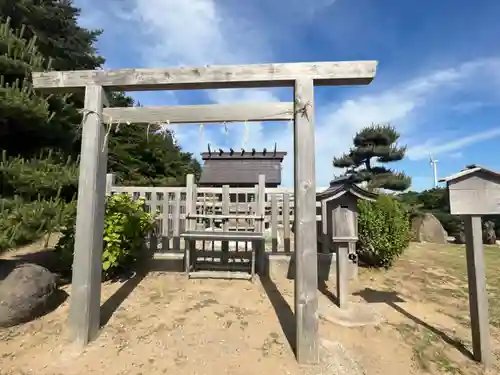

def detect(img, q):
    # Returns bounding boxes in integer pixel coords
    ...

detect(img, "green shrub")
[0,196,75,252]
[0,150,79,202]
[357,195,410,268]
[55,194,157,279]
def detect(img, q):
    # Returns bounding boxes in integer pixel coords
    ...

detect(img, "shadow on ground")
[100,269,149,326]
[259,275,296,355]
[354,287,473,360]
[318,280,339,306]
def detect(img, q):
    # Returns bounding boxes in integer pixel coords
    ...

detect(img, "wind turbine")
[429,153,439,188]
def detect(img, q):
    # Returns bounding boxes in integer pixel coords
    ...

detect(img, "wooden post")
[256,175,266,275]
[283,194,291,253]
[149,190,159,253]
[336,242,349,308]
[271,194,278,252]
[105,173,115,195]
[257,175,266,223]
[162,192,170,252]
[69,85,107,346]
[293,78,319,364]
[185,174,195,276]
[31,60,379,354]
[321,200,328,254]
[348,242,358,280]
[222,185,230,264]
[464,215,492,367]
[173,192,181,249]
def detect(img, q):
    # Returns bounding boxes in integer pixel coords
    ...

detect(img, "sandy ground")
[1,241,500,375]
[1,272,305,375]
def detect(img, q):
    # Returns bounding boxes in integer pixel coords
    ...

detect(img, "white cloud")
[448,151,463,159]
[406,127,500,161]
[451,101,487,114]
[75,0,500,187]
[274,58,500,186]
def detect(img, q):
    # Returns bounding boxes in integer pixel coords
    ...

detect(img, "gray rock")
[411,213,448,244]
[454,222,466,244]
[0,262,59,327]
[483,221,496,245]
[454,232,466,244]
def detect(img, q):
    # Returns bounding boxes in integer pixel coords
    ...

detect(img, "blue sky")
[74,0,500,191]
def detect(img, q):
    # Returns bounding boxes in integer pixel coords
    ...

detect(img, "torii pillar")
[32,60,378,364]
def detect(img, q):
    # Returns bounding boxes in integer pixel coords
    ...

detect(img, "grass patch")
[391,322,465,375]
[368,243,500,328]
[359,242,500,374]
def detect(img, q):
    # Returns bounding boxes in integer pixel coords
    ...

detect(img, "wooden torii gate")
[32,61,378,364]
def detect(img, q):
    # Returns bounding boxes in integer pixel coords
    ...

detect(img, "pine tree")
[1,0,104,70]
[107,120,201,187]
[0,4,202,187]
[333,124,411,191]
[0,5,203,252]
[0,17,77,157]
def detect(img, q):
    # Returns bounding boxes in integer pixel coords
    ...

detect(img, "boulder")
[0,262,58,327]
[483,221,497,245]
[454,232,466,244]
[453,221,466,244]
[411,213,448,244]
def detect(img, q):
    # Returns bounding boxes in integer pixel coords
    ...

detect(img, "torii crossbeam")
[32,60,378,365]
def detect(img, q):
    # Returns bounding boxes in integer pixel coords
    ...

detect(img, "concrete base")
[266,253,357,281]
[149,251,358,282]
[318,301,382,328]
[301,339,365,375]
[150,252,184,272]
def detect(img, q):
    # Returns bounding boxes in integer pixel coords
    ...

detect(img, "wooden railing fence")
[106,174,325,254]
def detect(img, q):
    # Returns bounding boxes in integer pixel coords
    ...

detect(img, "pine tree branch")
[333,153,357,168]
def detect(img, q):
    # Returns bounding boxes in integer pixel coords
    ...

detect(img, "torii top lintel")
[32,60,378,93]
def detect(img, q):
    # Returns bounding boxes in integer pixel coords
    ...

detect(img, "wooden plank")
[256,175,266,275]
[181,231,264,241]
[187,214,263,220]
[293,78,319,364]
[283,194,291,253]
[290,215,322,221]
[188,270,252,280]
[184,175,195,275]
[32,61,378,92]
[348,242,358,280]
[162,192,170,251]
[271,194,278,252]
[105,173,115,195]
[193,262,251,271]
[194,250,253,260]
[336,243,349,308]
[331,236,358,242]
[208,193,215,243]
[111,186,179,194]
[257,175,266,228]
[222,185,230,264]
[103,102,294,124]
[110,186,315,199]
[448,187,500,215]
[173,192,181,249]
[464,215,492,367]
[149,191,159,252]
[320,200,328,254]
[69,85,106,346]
